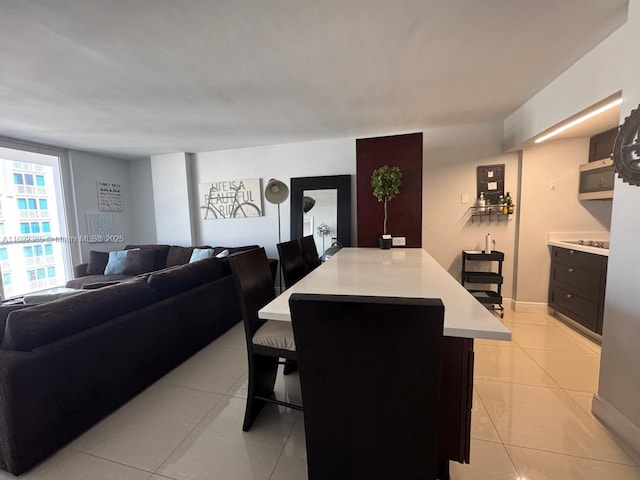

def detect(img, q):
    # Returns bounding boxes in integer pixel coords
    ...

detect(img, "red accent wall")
[356,133,423,247]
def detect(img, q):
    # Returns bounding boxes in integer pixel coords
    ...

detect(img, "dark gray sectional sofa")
[0,256,243,475]
[67,244,259,289]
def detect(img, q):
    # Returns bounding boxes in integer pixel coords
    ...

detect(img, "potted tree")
[370,165,402,249]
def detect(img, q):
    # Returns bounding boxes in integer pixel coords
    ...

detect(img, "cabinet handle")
[568,268,574,273]
[569,250,575,255]
[566,294,573,299]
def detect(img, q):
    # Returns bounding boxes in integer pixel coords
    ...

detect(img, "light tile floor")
[3,310,640,479]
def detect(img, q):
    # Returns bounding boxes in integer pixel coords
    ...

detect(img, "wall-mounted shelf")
[468,206,515,223]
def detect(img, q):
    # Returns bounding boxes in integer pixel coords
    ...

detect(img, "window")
[2,146,70,297]
[2,273,11,286]
[0,248,7,260]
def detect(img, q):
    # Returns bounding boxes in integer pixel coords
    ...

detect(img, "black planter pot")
[378,238,393,249]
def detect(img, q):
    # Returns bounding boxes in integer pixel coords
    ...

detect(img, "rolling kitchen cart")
[461,250,504,318]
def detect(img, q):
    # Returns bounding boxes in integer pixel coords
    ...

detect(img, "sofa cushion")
[147,258,223,299]
[189,248,216,263]
[1,279,159,352]
[0,304,30,345]
[122,248,157,275]
[165,245,212,267]
[86,250,110,275]
[125,244,171,271]
[104,249,136,275]
[66,274,131,290]
[80,280,123,290]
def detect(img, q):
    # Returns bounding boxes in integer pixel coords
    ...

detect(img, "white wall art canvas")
[198,178,263,219]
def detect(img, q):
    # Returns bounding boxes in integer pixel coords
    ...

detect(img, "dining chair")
[277,239,307,289]
[298,235,321,273]
[289,293,445,480]
[229,248,302,431]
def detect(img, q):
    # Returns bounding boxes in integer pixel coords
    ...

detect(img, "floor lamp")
[265,179,289,292]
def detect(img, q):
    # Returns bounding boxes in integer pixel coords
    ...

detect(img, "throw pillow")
[215,249,230,258]
[189,248,215,263]
[122,248,157,275]
[104,249,136,275]
[87,250,110,275]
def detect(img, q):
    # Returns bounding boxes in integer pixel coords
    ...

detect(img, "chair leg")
[243,354,279,431]
[283,359,298,375]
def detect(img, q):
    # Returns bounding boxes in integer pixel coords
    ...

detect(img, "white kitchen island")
[259,247,511,341]
[259,247,511,478]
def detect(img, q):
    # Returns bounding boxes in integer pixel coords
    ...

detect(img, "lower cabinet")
[548,246,608,335]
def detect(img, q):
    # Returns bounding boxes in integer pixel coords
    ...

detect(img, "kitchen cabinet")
[548,246,608,334]
[461,250,504,318]
[589,127,618,162]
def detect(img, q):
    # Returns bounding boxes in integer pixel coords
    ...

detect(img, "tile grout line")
[268,412,303,480]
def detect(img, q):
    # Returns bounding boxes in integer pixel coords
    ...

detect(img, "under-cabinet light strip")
[534,98,622,143]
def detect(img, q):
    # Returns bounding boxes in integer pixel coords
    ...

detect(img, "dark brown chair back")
[299,235,321,273]
[277,240,306,289]
[229,248,275,343]
[289,294,445,480]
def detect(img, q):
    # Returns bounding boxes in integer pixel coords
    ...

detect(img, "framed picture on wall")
[198,178,263,219]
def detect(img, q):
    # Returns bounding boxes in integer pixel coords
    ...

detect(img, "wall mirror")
[290,175,351,254]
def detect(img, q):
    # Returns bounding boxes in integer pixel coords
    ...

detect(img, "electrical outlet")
[392,237,406,246]
[461,193,469,204]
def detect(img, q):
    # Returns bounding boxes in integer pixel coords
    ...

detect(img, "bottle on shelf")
[477,192,486,214]
[505,192,513,214]
[499,194,507,215]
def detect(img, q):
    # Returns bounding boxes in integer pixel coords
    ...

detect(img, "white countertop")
[259,248,511,341]
[548,232,609,256]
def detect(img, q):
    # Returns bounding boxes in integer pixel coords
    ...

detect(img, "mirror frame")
[290,175,351,247]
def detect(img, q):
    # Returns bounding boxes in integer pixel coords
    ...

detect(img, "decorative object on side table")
[613,104,640,186]
[370,165,402,249]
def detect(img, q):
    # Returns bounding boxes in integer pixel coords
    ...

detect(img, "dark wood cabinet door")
[589,127,618,162]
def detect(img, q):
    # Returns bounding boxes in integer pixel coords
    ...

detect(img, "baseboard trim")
[551,310,601,344]
[511,301,548,314]
[592,393,640,464]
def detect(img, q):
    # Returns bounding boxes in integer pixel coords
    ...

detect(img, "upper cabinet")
[588,127,618,162]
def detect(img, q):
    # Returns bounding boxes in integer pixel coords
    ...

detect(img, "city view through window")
[0,148,70,299]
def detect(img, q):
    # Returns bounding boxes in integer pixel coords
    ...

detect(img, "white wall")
[516,139,612,306]
[68,150,134,260]
[150,152,195,246]
[151,125,519,291]
[597,0,640,451]
[128,158,157,244]
[422,122,519,299]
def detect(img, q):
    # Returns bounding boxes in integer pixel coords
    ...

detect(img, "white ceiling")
[0,0,629,160]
